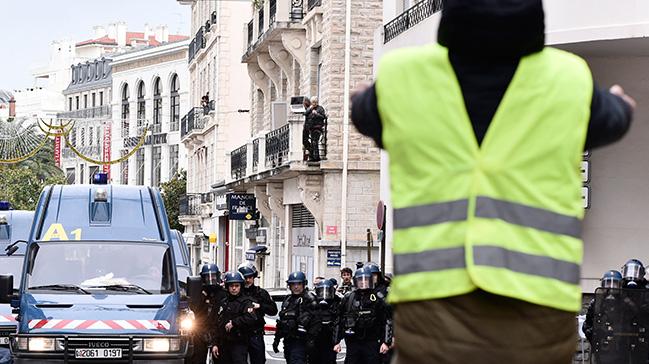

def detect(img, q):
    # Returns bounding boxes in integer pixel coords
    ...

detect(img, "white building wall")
[110,41,190,186]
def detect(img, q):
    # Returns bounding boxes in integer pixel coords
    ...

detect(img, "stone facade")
[229,0,384,284]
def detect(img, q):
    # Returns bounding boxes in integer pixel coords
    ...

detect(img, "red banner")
[54,136,61,167]
[102,123,112,179]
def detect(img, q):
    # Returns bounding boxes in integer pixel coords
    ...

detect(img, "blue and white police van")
[0,176,201,363]
[0,203,34,364]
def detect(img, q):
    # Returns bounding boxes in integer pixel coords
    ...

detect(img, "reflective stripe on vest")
[394,196,582,239]
[394,245,580,285]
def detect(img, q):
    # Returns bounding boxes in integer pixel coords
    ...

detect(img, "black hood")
[438,0,545,60]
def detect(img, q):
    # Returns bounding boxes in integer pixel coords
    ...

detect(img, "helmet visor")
[315,286,335,301]
[202,272,220,286]
[602,277,621,289]
[623,263,644,280]
[354,275,374,290]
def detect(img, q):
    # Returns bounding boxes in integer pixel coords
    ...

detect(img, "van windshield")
[0,256,24,289]
[26,242,175,294]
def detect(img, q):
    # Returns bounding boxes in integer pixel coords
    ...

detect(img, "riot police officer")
[239,262,278,364]
[622,259,647,289]
[582,270,623,344]
[334,267,392,364]
[211,271,257,364]
[308,279,341,364]
[190,264,226,364]
[364,263,388,300]
[274,271,316,364]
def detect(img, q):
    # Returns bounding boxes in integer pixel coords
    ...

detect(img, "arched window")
[137,81,146,129]
[121,84,130,138]
[153,77,162,133]
[170,74,180,132]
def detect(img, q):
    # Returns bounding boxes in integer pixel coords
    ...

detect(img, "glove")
[272,340,280,354]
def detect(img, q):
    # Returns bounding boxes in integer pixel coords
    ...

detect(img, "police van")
[0,178,202,363]
[0,204,34,354]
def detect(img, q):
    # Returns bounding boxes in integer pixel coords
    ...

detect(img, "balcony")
[243,0,305,60]
[188,26,206,64]
[61,145,101,160]
[179,194,202,216]
[226,114,328,184]
[383,0,443,43]
[201,192,214,204]
[57,105,111,120]
[231,144,248,180]
[180,107,207,139]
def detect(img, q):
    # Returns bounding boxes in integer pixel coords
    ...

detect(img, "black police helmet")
[286,271,307,285]
[223,271,245,286]
[238,262,258,278]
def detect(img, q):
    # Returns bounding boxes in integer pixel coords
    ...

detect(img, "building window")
[136,148,145,185]
[88,166,99,183]
[170,74,180,132]
[84,94,88,109]
[121,84,130,138]
[80,128,85,147]
[169,145,179,179]
[76,96,80,110]
[68,97,72,111]
[137,81,146,129]
[152,146,162,187]
[71,128,77,146]
[153,78,162,133]
[80,164,85,184]
[92,93,96,108]
[99,91,104,106]
[66,168,75,185]
[89,126,94,146]
[120,149,129,184]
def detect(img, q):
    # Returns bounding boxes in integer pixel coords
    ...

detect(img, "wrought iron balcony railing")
[265,124,289,169]
[231,144,248,180]
[180,107,206,138]
[188,26,206,63]
[57,105,111,119]
[179,194,202,216]
[252,138,260,173]
[383,0,442,43]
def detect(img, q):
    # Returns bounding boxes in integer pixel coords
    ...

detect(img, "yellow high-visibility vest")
[376,44,592,312]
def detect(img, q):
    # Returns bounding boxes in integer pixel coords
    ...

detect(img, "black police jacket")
[212,293,257,346]
[275,290,316,341]
[196,286,227,333]
[336,290,392,344]
[244,284,278,333]
[309,296,341,345]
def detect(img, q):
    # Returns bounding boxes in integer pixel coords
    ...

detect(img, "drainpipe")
[340,0,352,268]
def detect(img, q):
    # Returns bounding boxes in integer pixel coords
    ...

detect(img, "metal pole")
[366,228,372,263]
[380,205,386,272]
[340,0,352,268]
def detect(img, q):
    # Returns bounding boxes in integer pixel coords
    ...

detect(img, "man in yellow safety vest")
[351,0,635,363]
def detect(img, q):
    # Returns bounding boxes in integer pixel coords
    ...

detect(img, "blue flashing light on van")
[0,185,202,363]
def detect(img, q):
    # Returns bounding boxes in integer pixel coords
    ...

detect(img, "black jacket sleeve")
[585,84,633,150]
[582,299,595,343]
[351,84,383,148]
[350,82,633,151]
[259,288,278,316]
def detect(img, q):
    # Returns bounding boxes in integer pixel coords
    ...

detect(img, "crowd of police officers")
[582,259,649,364]
[189,262,394,364]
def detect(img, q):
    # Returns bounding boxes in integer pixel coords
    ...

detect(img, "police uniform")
[274,273,316,364]
[308,280,341,364]
[212,272,257,364]
[191,264,227,364]
[337,288,391,364]
[244,283,278,364]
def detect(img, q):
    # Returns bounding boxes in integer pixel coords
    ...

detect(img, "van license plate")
[0,337,8,345]
[75,348,122,359]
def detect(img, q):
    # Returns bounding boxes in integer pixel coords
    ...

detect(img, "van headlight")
[179,310,195,334]
[142,338,180,352]
[21,337,57,352]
